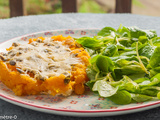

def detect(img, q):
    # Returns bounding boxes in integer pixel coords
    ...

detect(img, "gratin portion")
[0,35,90,96]
[5,38,80,80]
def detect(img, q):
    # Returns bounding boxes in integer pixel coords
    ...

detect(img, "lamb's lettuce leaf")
[109,90,131,105]
[78,25,160,104]
[92,80,118,97]
[97,27,116,37]
[149,47,160,68]
[131,94,154,102]
[75,37,104,49]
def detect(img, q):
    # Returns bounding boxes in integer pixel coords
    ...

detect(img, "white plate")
[0,29,160,117]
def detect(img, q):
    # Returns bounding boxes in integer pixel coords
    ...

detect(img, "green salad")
[75,25,160,105]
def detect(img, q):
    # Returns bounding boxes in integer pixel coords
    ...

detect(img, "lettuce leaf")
[76,25,160,104]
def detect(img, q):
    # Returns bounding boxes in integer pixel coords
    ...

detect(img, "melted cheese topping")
[6,37,81,80]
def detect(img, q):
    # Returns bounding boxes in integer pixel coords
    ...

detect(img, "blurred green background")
[0,0,160,19]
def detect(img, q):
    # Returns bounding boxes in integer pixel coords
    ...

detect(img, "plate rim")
[0,92,160,113]
[0,28,100,44]
[0,28,160,114]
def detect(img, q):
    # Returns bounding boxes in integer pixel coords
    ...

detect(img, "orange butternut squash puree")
[0,35,90,96]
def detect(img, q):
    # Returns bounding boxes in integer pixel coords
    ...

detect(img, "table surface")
[1,13,160,120]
